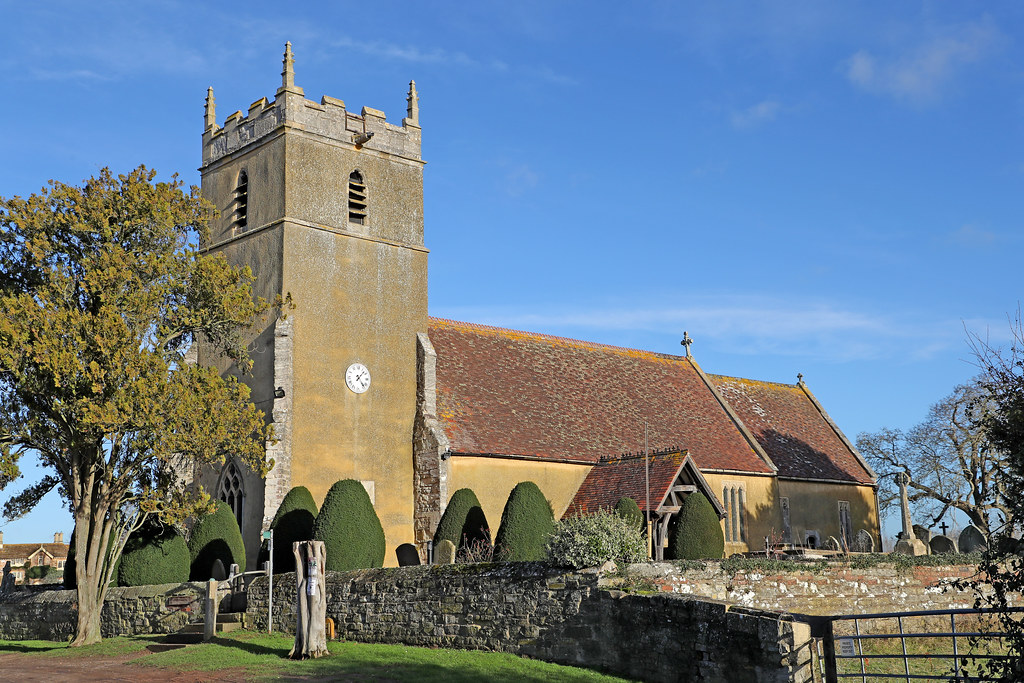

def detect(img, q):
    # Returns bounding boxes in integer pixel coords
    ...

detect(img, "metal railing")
[796,607,1024,683]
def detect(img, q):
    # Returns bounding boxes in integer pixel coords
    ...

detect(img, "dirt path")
[0,651,253,682]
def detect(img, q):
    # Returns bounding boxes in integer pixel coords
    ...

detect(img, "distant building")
[0,532,69,584]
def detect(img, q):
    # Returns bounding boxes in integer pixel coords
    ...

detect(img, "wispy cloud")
[844,19,1000,103]
[435,295,999,363]
[730,100,781,128]
[492,161,539,197]
[946,224,997,247]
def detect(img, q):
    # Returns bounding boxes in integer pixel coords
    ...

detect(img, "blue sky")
[0,1,1021,545]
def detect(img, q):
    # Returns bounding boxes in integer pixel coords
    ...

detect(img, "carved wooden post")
[289,540,329,659]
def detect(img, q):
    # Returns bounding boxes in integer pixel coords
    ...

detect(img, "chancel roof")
[708,375,875,485]
[428,318,773,475]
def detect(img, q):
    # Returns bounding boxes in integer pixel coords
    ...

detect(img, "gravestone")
[958,525,988,553]
[912,525,932,545]
[395,543,421,566]
[210,558,227,581]
[434,539,456,564]
[930,535,957,554]
[823,536,842,552]
[0,562,16,593]
[893,473,928,556]
[853,529,875,553]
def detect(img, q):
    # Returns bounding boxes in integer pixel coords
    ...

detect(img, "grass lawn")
[0,631,636,682]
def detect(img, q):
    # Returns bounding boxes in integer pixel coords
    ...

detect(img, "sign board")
[166,595,196,608]
[837,637,857,657]
[262,530,273,540]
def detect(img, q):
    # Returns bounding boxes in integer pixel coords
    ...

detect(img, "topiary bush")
[188,500,246,580]
[312,479,385,571]
[547,508,647,569]
[117,519,189,587]
[433,488,491,557]
[667,492,725,560]
[265,486,319,574]
[493,481,555,562]
[614,497,645,532]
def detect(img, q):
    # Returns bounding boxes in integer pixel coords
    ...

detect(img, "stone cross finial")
[406,80,419,126]
[282,42,296,90]
[204,87,216,131]
[797,373,804,384]
[680,331,693,358]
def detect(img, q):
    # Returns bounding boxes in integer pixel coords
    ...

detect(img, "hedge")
[311,479,385,571]
[493,481,555,562]
[117,520,190,587]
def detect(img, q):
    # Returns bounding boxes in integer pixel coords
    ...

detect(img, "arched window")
[234,170,248,231]
[722,483,746,543]
[218,461,244,529]
[348,170,367,225]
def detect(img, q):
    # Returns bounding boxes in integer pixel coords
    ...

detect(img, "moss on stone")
[188,500,246,580]
[493,481,555,562]
[312,479,385,571]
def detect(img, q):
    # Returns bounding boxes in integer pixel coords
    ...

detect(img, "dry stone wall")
[0,582,206,641]
[248,563,814,683]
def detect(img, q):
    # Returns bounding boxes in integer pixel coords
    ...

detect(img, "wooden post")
[203,578,218,642]
[289,540,329,659]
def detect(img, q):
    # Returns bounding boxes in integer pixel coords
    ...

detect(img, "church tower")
[198,44,427,566]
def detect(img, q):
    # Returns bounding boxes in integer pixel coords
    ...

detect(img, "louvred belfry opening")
[348,170,366,225]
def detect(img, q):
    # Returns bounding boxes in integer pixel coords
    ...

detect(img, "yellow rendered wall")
[778,480,880,549]
[700,473,781,555]
[447,458,594,533]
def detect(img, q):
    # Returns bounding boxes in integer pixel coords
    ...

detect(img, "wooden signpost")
[289,540,328,659]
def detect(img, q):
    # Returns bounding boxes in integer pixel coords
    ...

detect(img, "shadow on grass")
[0,641,66,654]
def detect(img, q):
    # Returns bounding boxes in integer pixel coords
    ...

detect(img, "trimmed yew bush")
[266,486,319,573]
[667,492,725,560]
[188,500,246,580]
[547,508,647,569]
[117,520,189,587]
[312,479,385,571]
[614,496,645,531]
[493,481,555,562]
[434,488,491,555]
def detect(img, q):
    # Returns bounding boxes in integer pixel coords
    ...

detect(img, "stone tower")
[198,43,427,567]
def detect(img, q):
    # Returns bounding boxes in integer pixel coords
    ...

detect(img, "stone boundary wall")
[248,563,813,683]
[626,562,988,616]
[0,582,206,641]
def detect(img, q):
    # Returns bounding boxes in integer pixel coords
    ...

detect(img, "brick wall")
[248,563,814,683]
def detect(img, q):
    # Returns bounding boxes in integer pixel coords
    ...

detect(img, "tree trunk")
[71,547,104,646]
[289,541,328,659]
[70,502,113,647]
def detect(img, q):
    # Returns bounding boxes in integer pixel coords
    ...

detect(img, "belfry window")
[218,461,244,529]
[722,483,746,543]
[234,170,248,231]
[348,170,367,225]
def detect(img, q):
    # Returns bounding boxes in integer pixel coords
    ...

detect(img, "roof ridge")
[429,316,685,360]
[709,373,799,389]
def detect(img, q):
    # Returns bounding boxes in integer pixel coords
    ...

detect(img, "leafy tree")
[855,381,1007,538]
[667,492,724,560]
[312,479,385,571]
[0,167,276,645]
[493,481,555,562]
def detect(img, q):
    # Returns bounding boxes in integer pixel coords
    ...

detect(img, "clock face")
[345,363,371,394]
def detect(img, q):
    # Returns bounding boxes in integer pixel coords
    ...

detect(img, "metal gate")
[798,607,1024,682]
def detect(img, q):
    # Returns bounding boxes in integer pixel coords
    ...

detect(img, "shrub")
[188,500,246,580]
[493,482,555,562]
[117,519,189,587]
[667,493,725,560]
[312,479,385,571]
[434,488,491,557]
[266,486,319,574]
[547,509,647,569]
[25,565,51,580]
[614,497,645,531]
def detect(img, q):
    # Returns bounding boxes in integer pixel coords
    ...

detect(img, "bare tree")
[855,381,1008,538]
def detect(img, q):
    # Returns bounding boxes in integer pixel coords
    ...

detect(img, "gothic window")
[722,483,747,543]
[348,170,367,225]
[218,461,245,529]
[234,170,248,231]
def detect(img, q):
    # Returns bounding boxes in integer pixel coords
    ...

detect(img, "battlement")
[201,43,421,168]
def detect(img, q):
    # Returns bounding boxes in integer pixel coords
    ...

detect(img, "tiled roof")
[428,318,772,474]
[0,543,69,562]
[568,450,687,515]
[709,375,874,484]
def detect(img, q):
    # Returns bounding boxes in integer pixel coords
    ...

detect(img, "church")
[197,45,880,567]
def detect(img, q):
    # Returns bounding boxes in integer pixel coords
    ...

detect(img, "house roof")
[709,375,875,485]
[0,543,68,562]
[428,318,773,474]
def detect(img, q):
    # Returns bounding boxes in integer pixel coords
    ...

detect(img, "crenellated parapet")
[202,42,421,168]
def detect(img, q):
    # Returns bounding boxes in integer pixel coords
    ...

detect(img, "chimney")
[54,532,63,544]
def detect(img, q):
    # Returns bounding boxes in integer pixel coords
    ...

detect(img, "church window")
[234,170,248,231]
[348,170,367,225]
[218,461,245,530]
[838,500,852,547]
[722,483,747,543]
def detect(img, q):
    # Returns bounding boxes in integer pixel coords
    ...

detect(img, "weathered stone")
[893,537,928,556]
[930,535,957,554]
[853,529,875,553]
[434,540,456,565]
[958,525,987,553]
[912,525,932,545]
